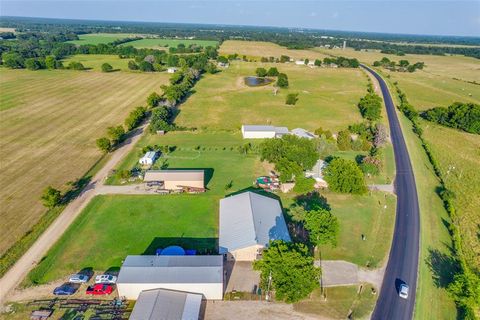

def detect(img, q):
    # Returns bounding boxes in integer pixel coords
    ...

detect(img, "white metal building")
[295,60,305,65]
[219,191,291,261]
[241,125,289,139]
[117,255,223,300]
[143,170,204,190]
[139,151,158,166]
[130,288,203,320]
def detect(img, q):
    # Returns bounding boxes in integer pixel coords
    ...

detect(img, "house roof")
[219,192,291,253]
[129,289,202,320]
[117,255,223,284]
[291,128,316,140]
[142,151,157,159]
[144,170,204,182]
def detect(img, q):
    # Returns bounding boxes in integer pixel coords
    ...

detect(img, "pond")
[244,76,274,87]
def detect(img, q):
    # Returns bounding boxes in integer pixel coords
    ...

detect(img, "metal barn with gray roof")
[129,288,203,320]
[219,191,291,261]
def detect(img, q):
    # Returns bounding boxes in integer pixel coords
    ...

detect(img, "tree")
[304,58,309,65]
[101,63,113,72]
[304,209,339,247]
[128,60,139,70]
[45,56,56,69]
[253,240,320,303]
[293,176,315,194]
[2,52,24,68]
[124,106,147,131]
[149,106,172,133]
[256,67,267,77]
[139,61,154,72]
[280,55,290,63]
[146,92,161,108]
[107,125,126,145]
[67,61,84,70]
[336,130,351,150]
[41,186,62,208]
[277,73,289,88]
[25,58,42,70]
[267,67,279,76]
[285,93,299,105]
[314,59,322,66]
[96,137,111,153]
[447,270,480,319]
[324,158,367,194]
[217,56,228,64]
[358,93,382,121]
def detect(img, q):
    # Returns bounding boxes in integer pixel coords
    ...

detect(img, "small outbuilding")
[305,159,328,188]
[130,288,203,320]
[143,170,204,191]
[295,60,305,65]
[241,125,289,139]
[117,255,223,300]
[219,191,291,261]
[290,128,316,140]
[139,151,158,166]
[167,67,178,73]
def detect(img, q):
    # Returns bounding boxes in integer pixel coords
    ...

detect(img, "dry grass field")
[176,61,366,132]
[220,40,329,60]
[0,68,169,255]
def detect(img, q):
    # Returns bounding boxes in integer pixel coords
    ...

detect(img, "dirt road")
[0,125,146,306]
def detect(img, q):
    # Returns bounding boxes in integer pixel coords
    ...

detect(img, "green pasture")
[123,38,219,49]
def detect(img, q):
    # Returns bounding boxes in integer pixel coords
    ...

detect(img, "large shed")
[117,255,223,300]
[219,191,291,261]
[241,125,289,139]
[130,288,203,320]
[143,170,204,190]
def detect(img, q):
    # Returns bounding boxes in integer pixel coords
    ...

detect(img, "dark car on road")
[53,283,79,295]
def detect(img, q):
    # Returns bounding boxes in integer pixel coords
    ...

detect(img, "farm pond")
[244,76,274,87]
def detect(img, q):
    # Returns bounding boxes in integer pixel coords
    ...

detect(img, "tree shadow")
[61,176,92,204]
[78,267,94,280]
[143,237,218,256]
[294,191,331,211]
[104,267,121,276]
[426,247,459,289]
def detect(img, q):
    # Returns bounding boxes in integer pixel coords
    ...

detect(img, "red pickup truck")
[86,284,113,295]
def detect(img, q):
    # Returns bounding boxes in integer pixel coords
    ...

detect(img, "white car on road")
[68,274,89,283]
[399,283,409,299]
[95,274,117,284]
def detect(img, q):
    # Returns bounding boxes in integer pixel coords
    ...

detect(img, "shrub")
[337,130,351,150]
[41,186,62,208]
[255,67,267,77]
[67,61,85,70]
[101,63,113,72]
[96,137,111,153]
[293,176,315,194]
[277,73,289,88]
[285,93,299,105]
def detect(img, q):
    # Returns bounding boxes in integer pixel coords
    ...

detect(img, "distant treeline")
[422,102,480,134]
[1,16,479,58]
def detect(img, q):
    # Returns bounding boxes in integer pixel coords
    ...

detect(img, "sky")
[1,1,479,37]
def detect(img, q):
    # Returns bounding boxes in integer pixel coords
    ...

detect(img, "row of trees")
[323,56,360,68]
[373,57,425,72]
[422,102,480,134]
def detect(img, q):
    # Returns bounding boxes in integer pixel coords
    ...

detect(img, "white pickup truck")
[95,274,117,284]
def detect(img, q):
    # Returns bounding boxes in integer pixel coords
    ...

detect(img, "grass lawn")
[422,122,480,271]
[176,61,366,132]
[67,33,140,45]
[62,54,132,71]
[294,284,377,319]
[220,40,329,61]
[26,194,218,285]
[124,38,218,49]
[319,192,396,268]
[0,68,169,256]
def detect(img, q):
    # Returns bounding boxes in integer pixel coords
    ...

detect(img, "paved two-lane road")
[363,66,420,320]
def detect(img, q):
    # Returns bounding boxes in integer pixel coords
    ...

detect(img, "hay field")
[124,38,218,49]
[175,61,366,132]
[62,54,131,71]
[0,68,169,255]
[220,40,329,60]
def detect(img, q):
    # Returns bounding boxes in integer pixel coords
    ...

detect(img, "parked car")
[399,283,409,299]
[53,283,79,295]
[86,284,114,295]
[95,274,117,284]
[68,274,90,283]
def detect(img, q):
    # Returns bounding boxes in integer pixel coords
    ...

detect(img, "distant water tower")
[343,40,347,50]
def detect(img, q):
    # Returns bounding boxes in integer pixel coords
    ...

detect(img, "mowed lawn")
[67,33,140,45]
[176,61,366,132]
[26,195,217,285]
[220,40,329,61]
[0,69,169,255]
[422,122,480,271]
[124,38,218,49]
[62,54,132,71]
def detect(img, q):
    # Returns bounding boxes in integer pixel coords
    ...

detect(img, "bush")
[336,130,351,150]
[277,73,289,88]
[267,67,279,76]
[293,176,315,194]
[128,60,139,70]
[255,67,267,77]
[101,63,113,72]
[285,93,299,105]
[324,158,367,194]
[67,61,85,70]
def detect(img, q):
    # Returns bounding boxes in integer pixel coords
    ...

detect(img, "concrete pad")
[317,260,359,287]
[225,261,260,293]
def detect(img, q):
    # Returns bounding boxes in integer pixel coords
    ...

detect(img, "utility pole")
[266,270,272,301]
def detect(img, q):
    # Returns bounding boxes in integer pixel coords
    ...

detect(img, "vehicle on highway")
[95,274,117,284]
[86,284,114,295]
[399,283,409,299]
[68,274,90,283]
[53,283,79,295]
